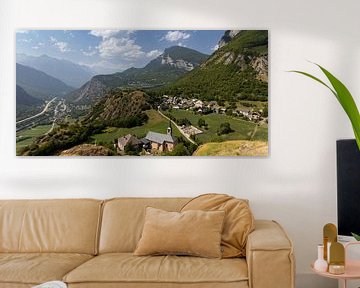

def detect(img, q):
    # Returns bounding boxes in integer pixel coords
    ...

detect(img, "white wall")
[1,0,359,287]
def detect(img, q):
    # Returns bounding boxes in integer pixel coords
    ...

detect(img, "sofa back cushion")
[99,198,189,253]
[0,199,102,254]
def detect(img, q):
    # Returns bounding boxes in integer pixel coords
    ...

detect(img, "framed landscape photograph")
[16,30,269,156]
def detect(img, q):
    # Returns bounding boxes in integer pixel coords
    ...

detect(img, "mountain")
[160,30,268,102]
[83,90,150,127]
[145,46,208,71]
[67,46,208,104]
[17,54,94,88]
[16,85,43,106]
[16,63,75,100]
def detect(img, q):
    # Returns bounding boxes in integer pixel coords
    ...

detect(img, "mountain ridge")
[17,53,94,88]
[66,46,208,104]
[16,85,43,106]
[16,63,75,100]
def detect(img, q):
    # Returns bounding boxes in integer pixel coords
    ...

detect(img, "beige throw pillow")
[181,194,255,258]
[134,207,225,258]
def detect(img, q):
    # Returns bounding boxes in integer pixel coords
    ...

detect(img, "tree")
[177,118,191,126]
[262,105,268,117]
[167,143,190,156]
[217,122,234,135]
[198,118,206,127]
[226,109,233,116]
[124,143,142,156]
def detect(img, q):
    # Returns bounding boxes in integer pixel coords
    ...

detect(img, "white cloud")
[97,37,145,60]
[64,30,75,38]
[83,50,97,56]
[17,30,29,34]
[90,30,121,39]
[82,46,97,56]
[19,38,32,43]
[163,31,190,42]
[89,30,146,60]
[146,49,162,58]
[32,46,39,50]
[49,36,71,52]
[89,30,160,66]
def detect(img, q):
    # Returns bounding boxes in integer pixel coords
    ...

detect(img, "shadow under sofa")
[0,198,295,288]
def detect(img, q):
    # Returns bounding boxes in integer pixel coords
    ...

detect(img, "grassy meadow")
[16,125,53,155]
[194,140,268,156]
[166,109,268,144]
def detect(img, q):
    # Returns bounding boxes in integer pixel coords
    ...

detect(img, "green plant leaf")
[351,232,360,241]
[316,65,360,146]
[290,64,360,150]
[289,70,337,98]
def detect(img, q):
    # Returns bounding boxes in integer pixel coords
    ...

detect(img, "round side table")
[311,242,360,288]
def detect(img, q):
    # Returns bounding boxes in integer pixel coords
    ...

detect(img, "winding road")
[16,97,57,124]
[157,109,196,145]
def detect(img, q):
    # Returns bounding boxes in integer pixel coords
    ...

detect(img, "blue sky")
[16,30,225,74]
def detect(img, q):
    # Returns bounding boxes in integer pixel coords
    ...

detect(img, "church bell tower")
[167,121,172,135]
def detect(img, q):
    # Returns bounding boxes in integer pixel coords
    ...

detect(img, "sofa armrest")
[246,220,295,288]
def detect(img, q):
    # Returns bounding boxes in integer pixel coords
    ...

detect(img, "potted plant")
[291,64,360,240]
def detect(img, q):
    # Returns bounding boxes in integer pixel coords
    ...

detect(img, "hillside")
[158,30,268,102]
[16,63,74,100]
[16,85,44,120]
[67,46,208,104]
[16,85,43,106]
[17,54,94,88]
[83,90,151,127]
[194,140,268,156]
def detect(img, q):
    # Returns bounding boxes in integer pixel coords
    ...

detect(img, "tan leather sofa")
[0,198,295,288]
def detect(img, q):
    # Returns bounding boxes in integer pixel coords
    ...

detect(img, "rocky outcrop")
[161,54,195,71]
[60,144,114,156]
[218,30,241,49]
[250,56,268,81]
[211,50,268,81]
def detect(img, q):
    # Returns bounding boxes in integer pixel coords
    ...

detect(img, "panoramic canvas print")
[16,30,269,156]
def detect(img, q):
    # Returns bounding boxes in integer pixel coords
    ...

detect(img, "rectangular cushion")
[63,253,248,286]
[0,253,93,285]
[0,199,102,254]
[99,198,190,253]
[134,207,225,258]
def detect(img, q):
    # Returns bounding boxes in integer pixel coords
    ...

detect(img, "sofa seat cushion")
[64,253,248,285]
[0,253,93,285]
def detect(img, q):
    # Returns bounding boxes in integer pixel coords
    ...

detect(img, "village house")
[237,108,251,118]
[117,134,142,151]
[145,123,177,152]
[194,100,204,109]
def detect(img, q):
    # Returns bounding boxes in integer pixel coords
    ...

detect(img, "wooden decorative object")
[323,223,337,261]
